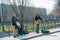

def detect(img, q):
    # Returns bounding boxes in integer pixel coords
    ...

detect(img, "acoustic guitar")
[35,19,41,24]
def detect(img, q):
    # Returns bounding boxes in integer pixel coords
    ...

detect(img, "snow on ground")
[0,28,60,40]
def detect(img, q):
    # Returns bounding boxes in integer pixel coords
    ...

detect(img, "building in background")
[39,8,46,20]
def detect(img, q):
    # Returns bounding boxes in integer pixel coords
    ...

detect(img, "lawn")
[0,23,60,33]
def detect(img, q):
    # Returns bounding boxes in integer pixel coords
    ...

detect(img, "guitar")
[35,19,41,24]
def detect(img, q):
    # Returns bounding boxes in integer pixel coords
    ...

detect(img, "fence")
[0,20,60,38]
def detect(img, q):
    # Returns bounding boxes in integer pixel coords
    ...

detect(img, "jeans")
[36,24,39,33]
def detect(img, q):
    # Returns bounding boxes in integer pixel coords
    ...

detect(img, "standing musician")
[35,13,42,33]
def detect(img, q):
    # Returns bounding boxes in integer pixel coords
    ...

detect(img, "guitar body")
[35,19,41,24]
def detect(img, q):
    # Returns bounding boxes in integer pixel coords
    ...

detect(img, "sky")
[0,0,56,15]
[31,0,56,15]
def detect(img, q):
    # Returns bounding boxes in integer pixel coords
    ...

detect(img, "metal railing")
[0,20,60,37]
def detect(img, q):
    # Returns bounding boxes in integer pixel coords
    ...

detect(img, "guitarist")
[35,14,42,33]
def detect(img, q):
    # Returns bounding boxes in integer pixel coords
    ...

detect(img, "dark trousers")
[36,24,39,33]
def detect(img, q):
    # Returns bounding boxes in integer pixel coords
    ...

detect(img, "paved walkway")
[0,28,60,40]
[29,31,60,40]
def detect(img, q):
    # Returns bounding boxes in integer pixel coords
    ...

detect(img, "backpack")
[23,29,29,35]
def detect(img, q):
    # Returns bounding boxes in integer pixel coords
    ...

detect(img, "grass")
[0,23,60,33]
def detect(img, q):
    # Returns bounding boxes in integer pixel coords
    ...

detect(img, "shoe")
[36,32,39,33]
[16,35,20,37]
[13,35,17,38]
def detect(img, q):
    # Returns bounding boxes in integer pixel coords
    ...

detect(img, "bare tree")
[9,0,31,34]
[52,0,60,17]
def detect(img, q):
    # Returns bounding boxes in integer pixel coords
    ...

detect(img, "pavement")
[29,31,60,40]
[0,28,60,40]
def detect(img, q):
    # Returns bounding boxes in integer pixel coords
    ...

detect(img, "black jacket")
[12,16,17,25]
[35,15,42,21]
